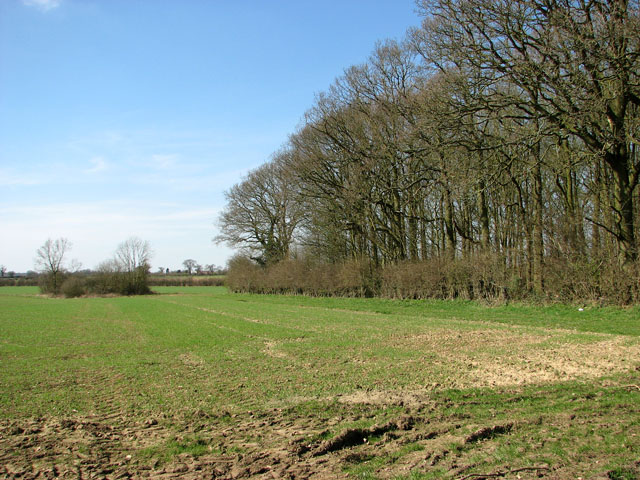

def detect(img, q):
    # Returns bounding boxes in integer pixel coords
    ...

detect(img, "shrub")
[0,277,38,287]
[38,272,68,295]
[543,256,640,305]
[226,255,263,293]
[61,276,87,298]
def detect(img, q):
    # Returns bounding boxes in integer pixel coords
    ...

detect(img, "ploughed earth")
[3,382,640,479]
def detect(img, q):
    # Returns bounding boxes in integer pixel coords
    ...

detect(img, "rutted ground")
[2,375,639,479]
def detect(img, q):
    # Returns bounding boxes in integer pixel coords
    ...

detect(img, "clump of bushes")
[226,254,508,300]
[0,277,38,287]
[60,276,86,298]
[379,255,507,301]
[59,264,151,298]
[38,237,153,298]
[543,256,640,305]
[38,272,69,295]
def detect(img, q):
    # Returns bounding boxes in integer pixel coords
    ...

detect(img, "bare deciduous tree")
[114,237,152,295]
[415,0,640,263]
[205,264,217,274]
[34,238,71,294]
[115,237,152,272]
[217,1,640,302]
[183,259,197,275]
[215,151,305,266]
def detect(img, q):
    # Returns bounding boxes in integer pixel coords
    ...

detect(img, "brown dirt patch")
[390,329,640,388]
[262,341,288,359]
[0,407,480,480]
[179,353,205,368]
[0,409,358,479]
[1,386,638,480]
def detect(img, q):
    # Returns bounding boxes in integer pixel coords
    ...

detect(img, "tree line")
[217,0,640,303]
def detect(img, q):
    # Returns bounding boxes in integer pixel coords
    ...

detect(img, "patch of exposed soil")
[0,411,328,480]
[391,329,640,388]
[262,341,288,359]
[0,400,489,479]
[179,353,205,368]
[3,389,635,480]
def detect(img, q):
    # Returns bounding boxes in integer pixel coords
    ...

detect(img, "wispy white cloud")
[0,160,106,187]
[149,154,178,170]
[22,0,61,12]
[0,167,45,186]
[84,156,109,174]
[133,165,252,193]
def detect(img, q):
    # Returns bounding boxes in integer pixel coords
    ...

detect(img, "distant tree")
[195,263,203,275]
[157,266,164,274]
[183,259,197,275]
[35,237,71,294]
[69,258,83,273]
[0,265,6,277]
[116,237,151,272]
[114,237,152,295]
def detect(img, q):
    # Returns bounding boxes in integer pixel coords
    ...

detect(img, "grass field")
[1,286,639,479]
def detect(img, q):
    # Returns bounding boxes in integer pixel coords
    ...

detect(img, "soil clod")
[464,423,514,444]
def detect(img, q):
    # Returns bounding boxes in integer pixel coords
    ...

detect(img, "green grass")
[216,292,640,336]
[1,286,638,478]
[1,285,638,417]
[138,435,218,464]
[0,285,40,296]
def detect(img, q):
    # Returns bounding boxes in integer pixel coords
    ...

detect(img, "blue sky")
[0,0,420,273]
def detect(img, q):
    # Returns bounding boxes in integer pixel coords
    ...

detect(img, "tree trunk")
[606,149,636,264]
[478,179,490,252]
[444,188,456,261]
[592,159,602,258]
[532,160,544,294]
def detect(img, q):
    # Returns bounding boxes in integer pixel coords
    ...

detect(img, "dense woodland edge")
[217,0,640,305]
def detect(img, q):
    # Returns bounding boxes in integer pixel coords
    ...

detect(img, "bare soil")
[390,329,640,388]
[2,382,639,480]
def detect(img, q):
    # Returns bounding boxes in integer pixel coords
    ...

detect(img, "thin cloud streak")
[22,0,61,12]
[84,157,109,174]
[0,169,46,187]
